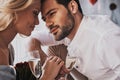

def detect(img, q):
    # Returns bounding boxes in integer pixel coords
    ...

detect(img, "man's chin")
[54,36,61,41]
[54,36,65,41]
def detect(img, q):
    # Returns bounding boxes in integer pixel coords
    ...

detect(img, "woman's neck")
[0,25,17,47]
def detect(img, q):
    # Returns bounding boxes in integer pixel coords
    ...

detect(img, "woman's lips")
[30,26,35,31]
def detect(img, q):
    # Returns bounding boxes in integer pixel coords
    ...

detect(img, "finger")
[50,56,58,62]
[58,61,64,68]
[44,56,53,65]
[56,57,62,64]
[60,66,70,74]
[47,56,54,61]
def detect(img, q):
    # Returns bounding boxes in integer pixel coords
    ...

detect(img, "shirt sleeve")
[98,29,120,79]
[31,31,64,46]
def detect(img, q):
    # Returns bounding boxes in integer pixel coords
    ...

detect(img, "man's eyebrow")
[42,8,57,20]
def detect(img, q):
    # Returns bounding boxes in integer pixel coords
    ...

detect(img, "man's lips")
[50,26,59,34]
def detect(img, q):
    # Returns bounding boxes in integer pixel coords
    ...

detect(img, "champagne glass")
[27,50,42,79]
[65,54,77,79]
[65,54,76,71]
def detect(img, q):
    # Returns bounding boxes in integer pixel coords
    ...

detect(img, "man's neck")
[67,13,83,40]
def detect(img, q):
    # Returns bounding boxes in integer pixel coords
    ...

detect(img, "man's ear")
[68,0,78,14]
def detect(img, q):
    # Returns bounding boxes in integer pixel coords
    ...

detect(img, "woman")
[0,0,64,80]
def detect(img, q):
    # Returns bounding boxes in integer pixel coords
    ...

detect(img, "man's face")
[41,0,75,41]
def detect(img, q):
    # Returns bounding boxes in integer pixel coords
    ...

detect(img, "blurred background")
[80,0,120,26]
[11,0,120,65]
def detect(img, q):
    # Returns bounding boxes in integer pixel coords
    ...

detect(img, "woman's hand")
[40,56,64,80]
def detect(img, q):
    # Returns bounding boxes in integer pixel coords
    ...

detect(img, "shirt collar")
[63,38,71,46]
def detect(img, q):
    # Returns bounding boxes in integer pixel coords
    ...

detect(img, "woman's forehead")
[31,0,41,9]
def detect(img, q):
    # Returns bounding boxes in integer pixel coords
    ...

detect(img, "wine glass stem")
[65,74,68,80]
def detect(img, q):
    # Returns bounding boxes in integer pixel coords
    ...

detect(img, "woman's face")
[14,0,40,36]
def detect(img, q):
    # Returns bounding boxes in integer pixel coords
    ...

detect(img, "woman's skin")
[0,0,64,80]
[40,56,64,80]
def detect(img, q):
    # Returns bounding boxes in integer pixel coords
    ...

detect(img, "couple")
[0,0,120,80]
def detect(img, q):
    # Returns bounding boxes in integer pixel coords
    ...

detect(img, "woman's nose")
[35,17,39,25]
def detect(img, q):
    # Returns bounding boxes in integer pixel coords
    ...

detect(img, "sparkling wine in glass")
[65,54,76,71]
[65,54,77,79]
[27,50,42,79]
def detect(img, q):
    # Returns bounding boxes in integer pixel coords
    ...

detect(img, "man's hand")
[55,64,70,80]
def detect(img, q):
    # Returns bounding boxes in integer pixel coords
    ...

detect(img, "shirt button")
[76,66,79,68]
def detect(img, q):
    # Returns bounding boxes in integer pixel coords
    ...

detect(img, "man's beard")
[55,11,75,41]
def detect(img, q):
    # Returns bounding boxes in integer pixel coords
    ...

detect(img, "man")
[37,0,120,80]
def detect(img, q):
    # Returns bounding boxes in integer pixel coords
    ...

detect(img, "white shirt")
[67,15,120,80]
[31,15,120,80]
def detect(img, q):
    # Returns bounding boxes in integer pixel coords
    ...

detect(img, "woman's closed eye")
[33,9,39,17]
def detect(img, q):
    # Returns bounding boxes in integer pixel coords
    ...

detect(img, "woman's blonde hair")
[0,0,33,31]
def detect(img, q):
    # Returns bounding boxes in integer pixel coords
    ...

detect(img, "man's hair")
[41,0,83,14]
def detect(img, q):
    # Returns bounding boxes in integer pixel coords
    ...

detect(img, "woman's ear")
[68,0,78,14]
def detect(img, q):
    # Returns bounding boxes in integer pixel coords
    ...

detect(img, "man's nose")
[46,20,54,28]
